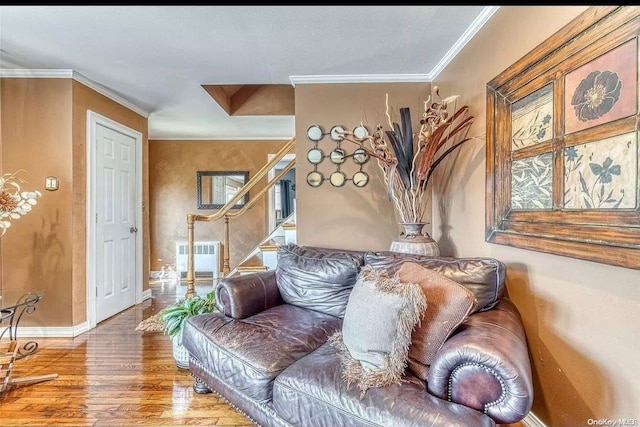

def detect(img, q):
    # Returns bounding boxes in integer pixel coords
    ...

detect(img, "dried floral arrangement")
[0,171,42,236]
[341,87,475,224]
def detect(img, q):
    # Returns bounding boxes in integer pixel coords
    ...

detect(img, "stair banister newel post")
[186,214,196,299]
[223,215,230,276]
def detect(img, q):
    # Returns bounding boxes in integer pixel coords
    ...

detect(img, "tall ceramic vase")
[389,222,440,256]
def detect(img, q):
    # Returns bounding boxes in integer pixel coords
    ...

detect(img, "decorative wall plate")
[352,171,369,187]
[329,171,346,187]
[353,125,369,139]
[307,125,324,141]
[307,148,324,164]
[330,125,346,141]
[352,148,369,165]
[329,148,346,164]
[307,171,324,187]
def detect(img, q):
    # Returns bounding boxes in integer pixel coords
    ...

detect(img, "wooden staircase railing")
[184,137,295,299]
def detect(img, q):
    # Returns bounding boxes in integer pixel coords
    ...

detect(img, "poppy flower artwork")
[571,70,622,122]
[564,39,637,134]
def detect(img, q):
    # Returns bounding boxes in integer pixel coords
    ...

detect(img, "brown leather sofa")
[182,244,533,427]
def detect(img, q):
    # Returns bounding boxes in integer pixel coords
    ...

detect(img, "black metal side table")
[1,290,44,359]
[0,290,58,393]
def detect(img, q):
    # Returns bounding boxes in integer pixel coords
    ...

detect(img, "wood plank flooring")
[0,280,253,427]
[1,278,524,427]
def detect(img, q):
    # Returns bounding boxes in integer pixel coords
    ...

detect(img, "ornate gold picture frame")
[486,6,640,269]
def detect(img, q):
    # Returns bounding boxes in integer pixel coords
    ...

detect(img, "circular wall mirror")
[307,148,324,164]
[307,171,323,187]
[352,171,369,187]
[330,148,346,164]
[330,125,346,141]
[307,125,323,141]
[353,125,369,139]
[329,171,346,187]
[352,148,369,165]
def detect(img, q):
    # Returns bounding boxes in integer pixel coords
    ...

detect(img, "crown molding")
[289,73,431,87]
[429,6,500,80]
[0,68,74,78]
[290,6,500,86]
[72,71,150,118]
[0,68,150,118]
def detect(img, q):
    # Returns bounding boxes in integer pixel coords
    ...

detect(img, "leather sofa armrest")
[427,299,533,424]
[215,270,283,319]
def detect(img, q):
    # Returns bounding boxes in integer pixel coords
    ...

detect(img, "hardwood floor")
[1,278,524,427]
[0,279,253,426]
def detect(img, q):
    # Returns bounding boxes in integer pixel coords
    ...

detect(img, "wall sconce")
[45,176,59,191]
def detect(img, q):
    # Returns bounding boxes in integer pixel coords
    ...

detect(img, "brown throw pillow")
[397,261,477,380]
[329,266,426,396]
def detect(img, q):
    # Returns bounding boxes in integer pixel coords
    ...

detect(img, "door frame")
[86,110,144,330]
[267,153,295,231]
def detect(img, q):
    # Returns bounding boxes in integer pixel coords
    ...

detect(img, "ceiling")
[0,6,497,140]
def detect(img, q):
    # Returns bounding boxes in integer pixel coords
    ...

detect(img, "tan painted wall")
[148,139,288,272]
[430,6,640,425]
[295,83,430,250]
[71,80,149,325]
[1,78,74,327]
[0,78,148,328]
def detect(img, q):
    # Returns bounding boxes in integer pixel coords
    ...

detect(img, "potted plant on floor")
[161,291,216,369]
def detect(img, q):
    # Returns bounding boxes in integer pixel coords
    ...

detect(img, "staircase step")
[282,222,296,230]
[236,254,269,274]
[237,253,264,267]
[259,236,286,252]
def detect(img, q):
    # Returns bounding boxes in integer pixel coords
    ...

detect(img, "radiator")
[175,241,221,279]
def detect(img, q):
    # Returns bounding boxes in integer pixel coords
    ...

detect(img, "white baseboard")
[15,321,89,338]
[13,292,152,338]
[523,412,546,427]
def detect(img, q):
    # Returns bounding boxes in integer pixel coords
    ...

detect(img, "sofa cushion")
[330,265,426,395]
[273,341,494,427]
[397,262,477,380]
[364,251,505,312]
[275,243,362,318]
[182,304,341,403]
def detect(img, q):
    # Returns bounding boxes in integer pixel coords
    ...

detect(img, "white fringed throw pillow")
[329,266,427,396]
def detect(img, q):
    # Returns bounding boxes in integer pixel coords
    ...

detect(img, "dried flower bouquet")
[341,87,475,224]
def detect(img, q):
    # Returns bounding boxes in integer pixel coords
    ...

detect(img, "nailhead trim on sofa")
[447,362,506,413]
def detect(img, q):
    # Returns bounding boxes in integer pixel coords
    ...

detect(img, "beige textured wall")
[72,80,149,325]
[431,6,640,426]
[0,78,148,328]
[148,139,288,271]
[295,83,430,251]
[1,78,74,327]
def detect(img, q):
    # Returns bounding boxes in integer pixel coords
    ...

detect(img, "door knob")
[130,226,138,233]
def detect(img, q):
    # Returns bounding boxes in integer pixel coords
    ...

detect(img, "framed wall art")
[486,6,640,269]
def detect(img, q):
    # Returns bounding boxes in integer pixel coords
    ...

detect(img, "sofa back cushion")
[364,251,505,313]
[396,262,477,380]
[276,244,363,318]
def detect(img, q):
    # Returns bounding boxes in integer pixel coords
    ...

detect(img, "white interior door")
[95,122,137,323]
